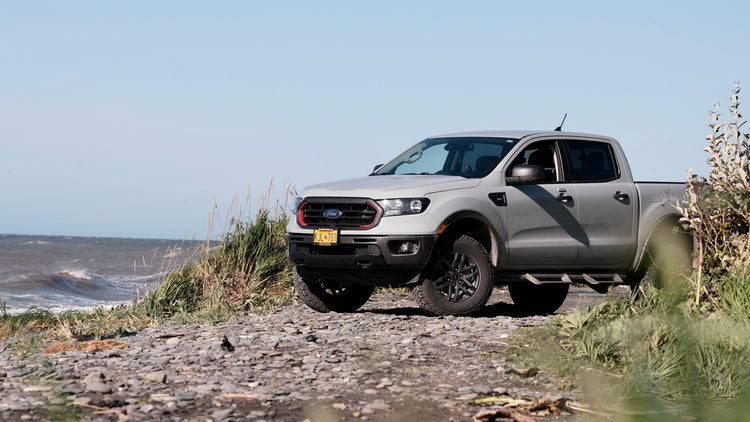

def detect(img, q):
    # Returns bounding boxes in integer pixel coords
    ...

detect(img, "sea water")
[0,234,203,315]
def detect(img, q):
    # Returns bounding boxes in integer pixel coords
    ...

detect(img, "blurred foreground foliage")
[532,84,750,421]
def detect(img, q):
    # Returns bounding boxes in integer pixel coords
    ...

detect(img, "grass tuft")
[134,207,294,322]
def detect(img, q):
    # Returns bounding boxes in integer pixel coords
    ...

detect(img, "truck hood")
[300,175,480,199]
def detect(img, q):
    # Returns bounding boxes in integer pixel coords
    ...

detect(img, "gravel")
[0,287,611,421]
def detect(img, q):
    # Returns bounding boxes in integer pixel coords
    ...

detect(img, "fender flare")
[434,210,503,267]
[632,215,693,279]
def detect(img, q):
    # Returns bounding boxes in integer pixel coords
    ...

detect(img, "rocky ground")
[0,288,613,421]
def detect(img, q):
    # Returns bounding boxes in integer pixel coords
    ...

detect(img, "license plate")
[313,228,339,246]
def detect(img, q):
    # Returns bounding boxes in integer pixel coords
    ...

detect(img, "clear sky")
[2,1,749,239]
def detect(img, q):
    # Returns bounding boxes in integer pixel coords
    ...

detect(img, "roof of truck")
[426,130,610,140]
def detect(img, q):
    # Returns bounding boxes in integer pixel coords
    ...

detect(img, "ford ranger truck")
[286,130,692,316]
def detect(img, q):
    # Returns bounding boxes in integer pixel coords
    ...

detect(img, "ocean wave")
[39,273,104,295]
[24,240,51,245]
[1,270,135,300]
[0,270,167,315]
[59,269,99,280]
[0,235,195,314]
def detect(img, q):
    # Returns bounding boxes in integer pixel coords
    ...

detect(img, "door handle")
[556,188,573,202]
[613,191,629,201]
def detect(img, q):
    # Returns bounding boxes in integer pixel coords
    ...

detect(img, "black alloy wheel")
[413,235,493,316]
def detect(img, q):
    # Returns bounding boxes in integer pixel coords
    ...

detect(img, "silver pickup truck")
[286,130,691,315]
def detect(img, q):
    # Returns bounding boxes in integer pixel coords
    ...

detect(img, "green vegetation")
[0,190,295,344]
[133,207,294,322]
[0,308,89,344]
[556,284,750,420]
[510,83,750,420]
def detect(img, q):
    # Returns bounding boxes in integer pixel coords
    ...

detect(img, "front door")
[505,184,584,267]
[503,140,585,268]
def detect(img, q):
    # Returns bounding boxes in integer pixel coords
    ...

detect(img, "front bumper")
[286,233,436,270]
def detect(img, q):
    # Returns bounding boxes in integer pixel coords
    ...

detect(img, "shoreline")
[0,288,609,421]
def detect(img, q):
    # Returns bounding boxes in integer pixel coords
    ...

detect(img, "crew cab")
[286,130,692,315]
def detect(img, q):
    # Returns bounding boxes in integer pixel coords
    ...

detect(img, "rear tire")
[634,227,693,296]
[413,235,493,316]
[293,268,374,313]
[508,282,569,315]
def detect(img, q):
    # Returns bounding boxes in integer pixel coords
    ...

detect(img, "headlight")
[377,198,430,216]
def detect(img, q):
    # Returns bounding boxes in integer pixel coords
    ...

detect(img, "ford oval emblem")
[323,208,343,219]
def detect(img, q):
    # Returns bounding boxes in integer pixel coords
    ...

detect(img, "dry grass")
[44,339,128,354]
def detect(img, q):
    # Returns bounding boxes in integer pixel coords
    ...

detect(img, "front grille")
[299,198,381,229]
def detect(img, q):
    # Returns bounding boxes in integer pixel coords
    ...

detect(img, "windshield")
[373,137,520,178]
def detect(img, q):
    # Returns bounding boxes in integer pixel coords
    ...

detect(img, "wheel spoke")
[457,276,477,295]
[433,273,451,290]
[457,264,477,278]
[432,252,481,302]
[450,253,461,270]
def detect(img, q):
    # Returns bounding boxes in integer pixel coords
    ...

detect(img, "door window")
[505,140,559,182]
[565,140,618,182]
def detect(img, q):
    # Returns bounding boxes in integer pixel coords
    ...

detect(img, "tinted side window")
[566,140,618,182]
[505,140,559,182]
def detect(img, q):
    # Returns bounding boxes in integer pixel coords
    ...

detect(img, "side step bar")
[520,273,624,286]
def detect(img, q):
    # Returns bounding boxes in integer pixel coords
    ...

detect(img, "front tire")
[509,282,569,316]
[293,268,374,313]
[413,235,493,316]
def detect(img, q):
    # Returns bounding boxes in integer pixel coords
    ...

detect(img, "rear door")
[562,139,637,268]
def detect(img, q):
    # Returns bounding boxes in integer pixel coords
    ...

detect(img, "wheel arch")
[434,211,501,268]
[633,215,694,278]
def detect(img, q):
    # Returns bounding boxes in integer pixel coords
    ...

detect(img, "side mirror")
[370,164,384,175]
[506,164,545,185]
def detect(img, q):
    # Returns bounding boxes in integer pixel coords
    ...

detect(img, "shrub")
[135,188,295,321]
[674,82,750,303]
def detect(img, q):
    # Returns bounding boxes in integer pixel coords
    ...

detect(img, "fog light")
[398,242,417,254]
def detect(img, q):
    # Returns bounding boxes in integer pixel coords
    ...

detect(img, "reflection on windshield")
[373,137,520,179]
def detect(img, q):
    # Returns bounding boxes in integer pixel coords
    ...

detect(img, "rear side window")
[565,140,618,182]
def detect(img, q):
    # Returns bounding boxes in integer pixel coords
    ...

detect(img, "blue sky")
[2,1,748,239]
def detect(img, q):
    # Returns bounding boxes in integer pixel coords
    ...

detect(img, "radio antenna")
[554,113,567,131]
